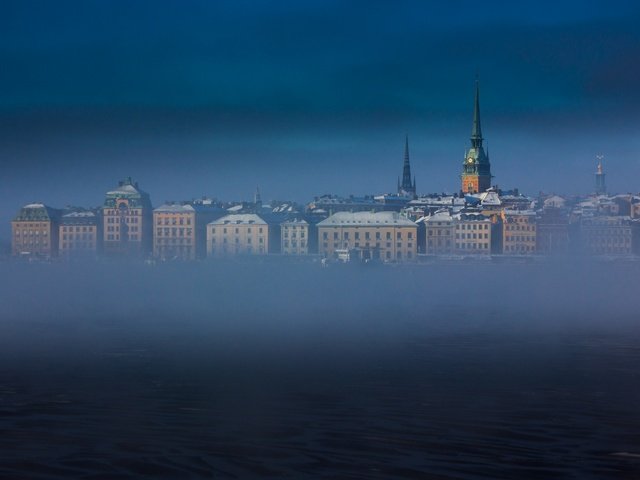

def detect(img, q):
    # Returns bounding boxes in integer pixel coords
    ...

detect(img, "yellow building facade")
[207,214,269,256]
[281,219,309,255]
[153,204,197,261]
[502,210,537,254]
[423,211,455,255]
[453,212,492,254]
[317,211,417,262]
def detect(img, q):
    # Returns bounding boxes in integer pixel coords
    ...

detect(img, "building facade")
[154,202,224,260]
[281,219,309,255]
[423,211,455,255]
[502,210,537,254]
[536,207,570,255]
[102,178,153,256]
[59,210,99,257]
[207,214,269,256]
[153,204,197,261]
[461,80,492,194]
[12,203,61,258]
[317,211,417,262]
[453,212,492,254]
[580,216,633,255]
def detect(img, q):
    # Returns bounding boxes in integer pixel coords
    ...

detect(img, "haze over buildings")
[2,1,640,248]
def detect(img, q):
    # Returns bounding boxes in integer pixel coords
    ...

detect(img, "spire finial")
[596,154,604,174]
[404,133,409,163]
[471,78,482,146]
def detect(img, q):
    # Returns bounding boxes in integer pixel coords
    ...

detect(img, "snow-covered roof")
[209,214,267,226]
[154,203,196,213]
[543,195,566,208]
[317,211,416,227]
[14,203,60,222]
[453,212,491,222]
[63,211,96,218]
[475,191,501,206]
[504,209,536,216]
[423,211,454,223]
[106,184,140,196]
[281,218,308,225]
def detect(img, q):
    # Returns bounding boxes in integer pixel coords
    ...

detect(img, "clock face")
[467,157,474,164]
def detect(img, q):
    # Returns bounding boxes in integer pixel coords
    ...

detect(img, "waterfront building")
[501,210,537,254]
[59,210,100,257]
[453,211,492,254]
[11,203,62,258]
[153,202,225,261]
[423,211,455,255]
[281,218,309,255]
[317,211,417,262]
[536,206,570,255]
[102,178,153,256]
[207,214,269,256]
[461,80,492,194]
[580,215,634,255]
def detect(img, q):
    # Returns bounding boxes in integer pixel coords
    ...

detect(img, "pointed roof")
[471,79,482,146]
[400,134,415,194]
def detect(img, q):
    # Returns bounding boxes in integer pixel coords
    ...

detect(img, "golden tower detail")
[461,80,492,194]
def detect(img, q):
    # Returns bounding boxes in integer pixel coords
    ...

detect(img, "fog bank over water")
[1,260,639,352]
[1,261,640,479]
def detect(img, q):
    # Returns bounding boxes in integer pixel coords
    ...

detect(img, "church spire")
[254,185,262,207]
[471,78,482,148]
[399,134,415,196]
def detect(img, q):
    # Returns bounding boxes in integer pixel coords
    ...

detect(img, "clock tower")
[461,80,492,194]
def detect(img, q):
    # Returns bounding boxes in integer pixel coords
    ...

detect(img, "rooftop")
[209,214,267,226]
[318,211,416,227]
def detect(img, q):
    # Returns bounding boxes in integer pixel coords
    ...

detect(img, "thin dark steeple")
[400,134,414,193]
[254,185,262,206]
[471,79,483,148]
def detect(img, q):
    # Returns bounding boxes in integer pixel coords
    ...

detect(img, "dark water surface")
[0,261,639,479]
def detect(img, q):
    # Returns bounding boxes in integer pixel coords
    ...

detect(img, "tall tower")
[595,155,606,195]
[398,134,417,197]
[461,80,492,194]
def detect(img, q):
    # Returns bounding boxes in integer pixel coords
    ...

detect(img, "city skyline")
[2,1,640,243]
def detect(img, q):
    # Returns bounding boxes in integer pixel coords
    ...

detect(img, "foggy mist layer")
[1,261,640,479]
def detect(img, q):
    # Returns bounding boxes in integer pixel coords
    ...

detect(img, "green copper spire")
[471,79,482,148]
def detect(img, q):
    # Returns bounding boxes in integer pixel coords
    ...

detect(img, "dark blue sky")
[2,0,640,240]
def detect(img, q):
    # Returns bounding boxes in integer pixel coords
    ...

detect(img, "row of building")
[10,176,640,261]
[11,80,638,261]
